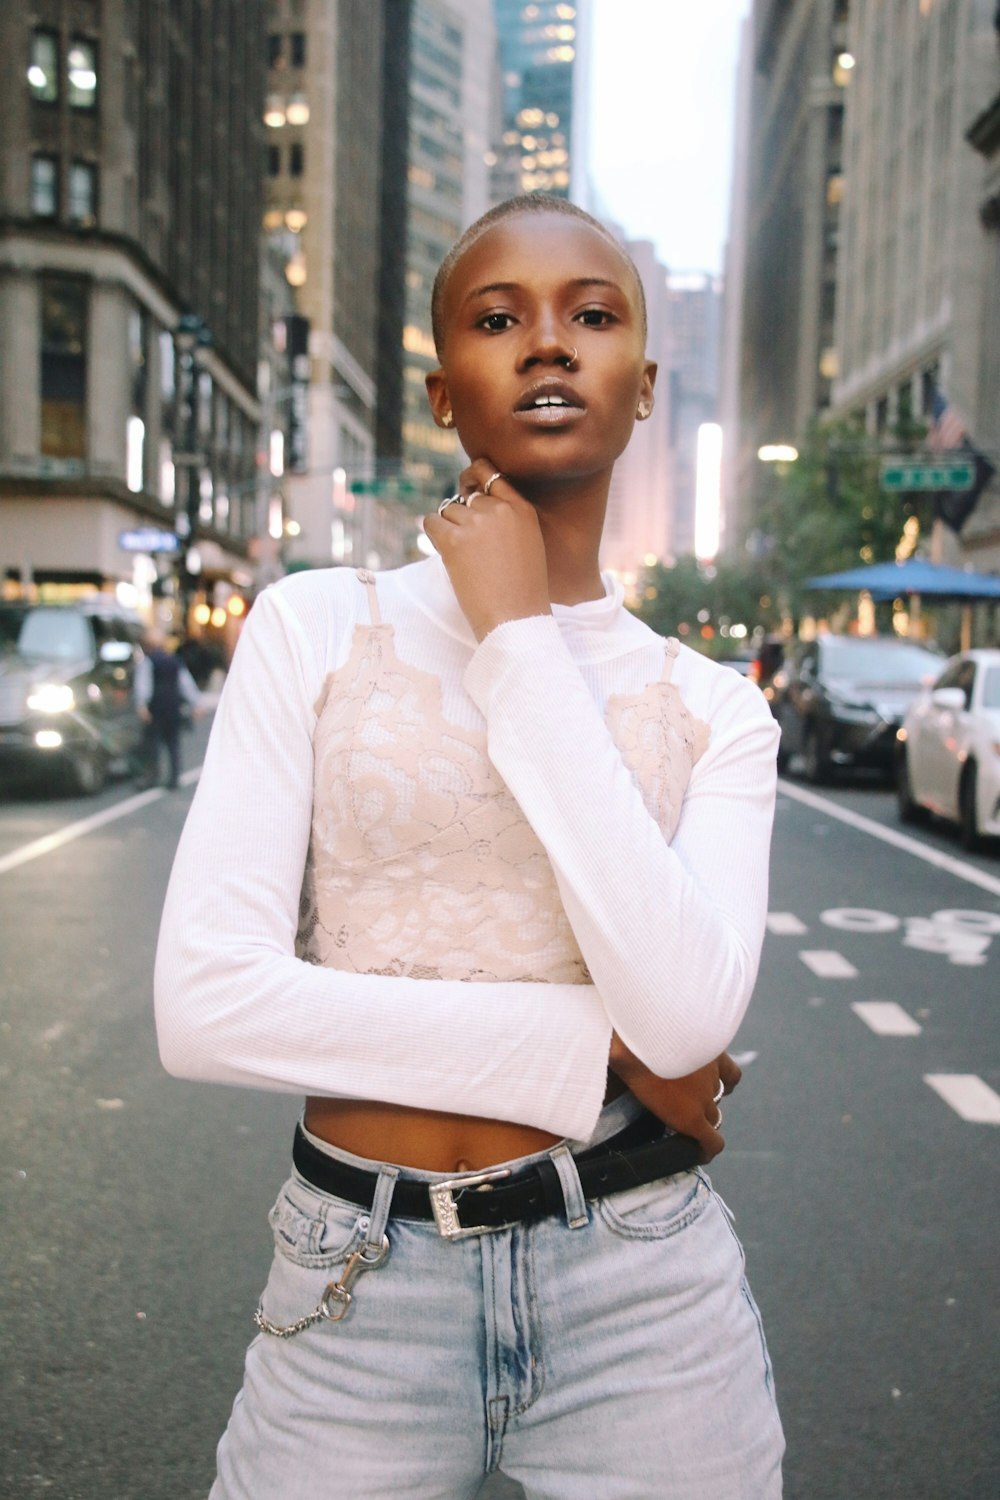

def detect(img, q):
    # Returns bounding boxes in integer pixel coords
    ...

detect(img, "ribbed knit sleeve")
[153,585,612,1140]
[464,615,779,1077]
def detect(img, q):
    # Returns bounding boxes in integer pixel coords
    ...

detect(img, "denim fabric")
[211,1114,783,1499]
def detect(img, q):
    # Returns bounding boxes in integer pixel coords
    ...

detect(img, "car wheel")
[896,751,926,824]
[67,747,108,796]
[959,765,980,852]
[802,725,831,784]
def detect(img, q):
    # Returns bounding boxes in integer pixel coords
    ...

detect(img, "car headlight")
[26,683,76,714]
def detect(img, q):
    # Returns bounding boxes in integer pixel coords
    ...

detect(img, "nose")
[517,320,577,371]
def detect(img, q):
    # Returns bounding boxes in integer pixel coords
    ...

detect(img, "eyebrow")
[462,276,626,306]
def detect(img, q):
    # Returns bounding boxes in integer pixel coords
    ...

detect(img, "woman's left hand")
[608,1035,743,1164]
[422,461,551,641]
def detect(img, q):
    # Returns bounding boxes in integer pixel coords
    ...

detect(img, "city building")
[718,15,754,552]
[664,272,723,560]
[0,0,267,625]
[964,8,1000,572]
[400,0,497,503]
[264,0,411,571]
[831,0,999,563]
[601,237,673,585]
[727,0,852,542]
[491,0,589,204]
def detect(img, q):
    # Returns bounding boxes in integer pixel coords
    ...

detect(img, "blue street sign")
[118,527,181,553]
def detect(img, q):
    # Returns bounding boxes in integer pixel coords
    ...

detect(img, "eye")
[479,311,516,333]
[576,307,617,327]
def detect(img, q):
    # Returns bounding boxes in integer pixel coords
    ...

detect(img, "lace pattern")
[297,610,710,984]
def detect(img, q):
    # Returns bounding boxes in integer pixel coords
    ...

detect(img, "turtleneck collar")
[394,553,625,648]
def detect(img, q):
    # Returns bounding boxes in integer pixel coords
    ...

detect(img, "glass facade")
[40,277,88,459]
[492,0,577,197]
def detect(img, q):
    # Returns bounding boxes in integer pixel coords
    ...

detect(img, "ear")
[425,368,452,427]
[641,360,657,400]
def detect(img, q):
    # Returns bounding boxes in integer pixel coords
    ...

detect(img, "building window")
[290,32,307,67]
[30,155,58,217]
[67,161,97,224]
[268,33,283,68]
[28,30,59,102]
[67,39,98,109]
[267,144,281,176]
[288,142,304,177]
[40,277,88,459]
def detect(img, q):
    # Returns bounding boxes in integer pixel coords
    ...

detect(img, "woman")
[156,195,784,1498]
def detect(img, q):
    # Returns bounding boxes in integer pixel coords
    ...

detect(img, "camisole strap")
[661,637,680,683]
[355,568,382,626]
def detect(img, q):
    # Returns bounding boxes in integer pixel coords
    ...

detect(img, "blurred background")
[3,5,1000,1499]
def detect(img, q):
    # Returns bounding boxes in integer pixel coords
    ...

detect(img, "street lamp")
[173,312,212,631]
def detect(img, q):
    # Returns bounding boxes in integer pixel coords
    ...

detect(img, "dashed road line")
[0,764,201,876]
[766,912,808,935]
[851,1001,922,1037]
[924,1074,1000,1125]
[799,949,859,979]
[777,779,1000,898]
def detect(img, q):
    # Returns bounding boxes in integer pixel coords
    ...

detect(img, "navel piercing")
[636,399,652,420]
[441,411,454,428]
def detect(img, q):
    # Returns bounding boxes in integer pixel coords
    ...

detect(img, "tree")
[633,555,781,650]
[754,416,911,621]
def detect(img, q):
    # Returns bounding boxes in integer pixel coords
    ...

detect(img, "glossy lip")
[513,376,586,427]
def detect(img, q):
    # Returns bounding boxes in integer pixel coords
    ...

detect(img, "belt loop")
[548,1144,589,1229]
[364,1164,399,1252]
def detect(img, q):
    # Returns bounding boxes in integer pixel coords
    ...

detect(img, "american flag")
[927,387,967,452]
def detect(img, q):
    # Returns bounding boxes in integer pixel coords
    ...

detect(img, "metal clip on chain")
[254,1235,390,1338]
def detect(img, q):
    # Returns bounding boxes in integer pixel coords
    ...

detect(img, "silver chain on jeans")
[254,1235,390,1337]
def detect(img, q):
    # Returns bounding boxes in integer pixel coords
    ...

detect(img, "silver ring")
[466,490,485,507]
[713,1080,725,1104]
[437,494,462,515]
[482,471,503,495]
[713,1107,723,1129]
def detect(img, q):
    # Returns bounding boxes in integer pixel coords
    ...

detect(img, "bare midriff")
[304,1074,626,1173]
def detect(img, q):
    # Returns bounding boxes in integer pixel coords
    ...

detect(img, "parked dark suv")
[772,634,944,783]
[0,598,144,794]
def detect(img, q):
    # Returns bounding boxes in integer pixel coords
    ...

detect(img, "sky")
[586,0,752,275]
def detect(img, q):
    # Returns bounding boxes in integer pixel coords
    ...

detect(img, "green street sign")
[880,460,975,492]
[349,478,420,496]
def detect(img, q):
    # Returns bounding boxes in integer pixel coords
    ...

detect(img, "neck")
[518,469,610,605]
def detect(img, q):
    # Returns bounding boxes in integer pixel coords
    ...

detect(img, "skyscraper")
[491,0,588,202]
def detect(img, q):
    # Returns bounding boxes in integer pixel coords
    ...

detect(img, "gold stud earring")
[637,399,652,420]
[441,411,454,428]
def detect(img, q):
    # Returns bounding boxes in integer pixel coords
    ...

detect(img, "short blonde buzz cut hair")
[431,194,649,357]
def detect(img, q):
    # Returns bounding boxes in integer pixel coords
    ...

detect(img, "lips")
[513,378,585,426]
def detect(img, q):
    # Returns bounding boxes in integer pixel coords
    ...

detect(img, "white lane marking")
[851,1001,922,1036]
[924,1074,1000,1124]
[821,908,900,933]
[767,912,808,935]
[0,766,202,876]
[933,909,1000,935]
[799,950,859,978]
[731,1050,759,1066]
[903,918,990,966]
[777,779,1000,898]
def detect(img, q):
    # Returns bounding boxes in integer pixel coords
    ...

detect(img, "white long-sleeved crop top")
[154,555,779,1141]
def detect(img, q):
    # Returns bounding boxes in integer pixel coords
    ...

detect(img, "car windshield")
[819,640,940,684]
[982,666,1000,709]
[17,608,94,661]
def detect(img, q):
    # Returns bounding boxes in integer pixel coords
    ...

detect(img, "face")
[426,214,656,490]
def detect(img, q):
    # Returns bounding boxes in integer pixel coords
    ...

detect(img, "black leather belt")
[292,1115,702,1240]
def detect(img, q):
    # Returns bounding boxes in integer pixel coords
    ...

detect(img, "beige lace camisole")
[296,570,710,985]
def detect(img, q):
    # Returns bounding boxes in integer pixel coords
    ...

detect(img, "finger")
[718,1053,742,1095]
[696,1120,725,1164]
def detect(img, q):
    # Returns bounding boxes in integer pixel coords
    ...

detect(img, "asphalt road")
[2,730,997,1499]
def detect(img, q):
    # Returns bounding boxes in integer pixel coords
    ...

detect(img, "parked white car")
[896,649,1000,850]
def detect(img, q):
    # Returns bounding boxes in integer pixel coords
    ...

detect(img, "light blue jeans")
[211,1101,784,1499]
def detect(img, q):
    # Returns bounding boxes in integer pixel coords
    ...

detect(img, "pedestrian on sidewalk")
[135,628,202,790]
[155,195,784,1498]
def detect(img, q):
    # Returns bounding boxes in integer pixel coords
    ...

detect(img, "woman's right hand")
[608,1033,742,1163]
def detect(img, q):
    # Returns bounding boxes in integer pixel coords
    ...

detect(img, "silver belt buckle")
[428,1166,513,1240]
